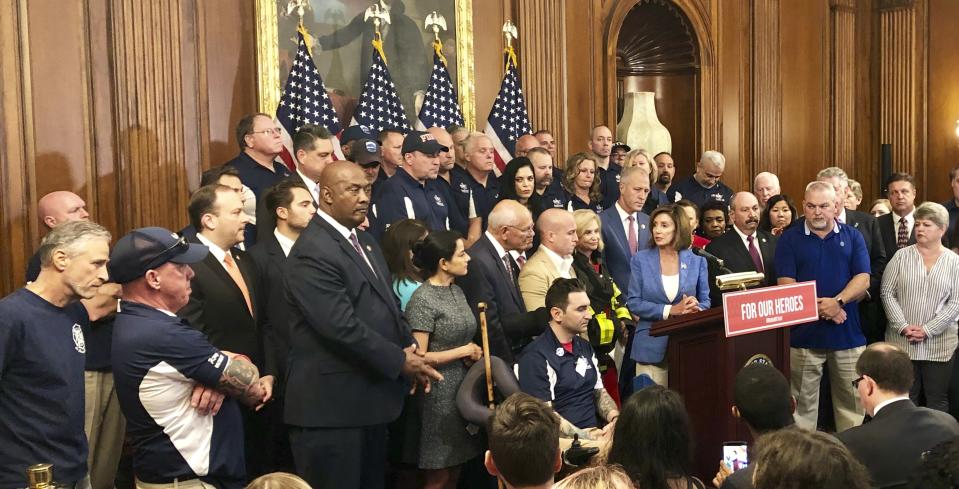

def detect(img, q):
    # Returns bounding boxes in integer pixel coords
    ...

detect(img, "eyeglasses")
[506,224,535,235]
[851,375,865,389]
[250,128,281,136]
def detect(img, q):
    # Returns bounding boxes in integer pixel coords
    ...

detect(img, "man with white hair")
[451,132,500,229]
[667,150,734,208]
[753,172,781,208]
[774,181,871,432]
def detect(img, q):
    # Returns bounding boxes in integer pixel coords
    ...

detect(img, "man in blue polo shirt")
[775,181,870,432]
[0,221,111,489]
[452,133,500,230]
[371,130,452,238]
[518,278,619,441]
[666,150,734,208]
[109,227,272,489]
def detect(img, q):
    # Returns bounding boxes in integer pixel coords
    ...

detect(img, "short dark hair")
[856,343,914,394]
[188,184,231,230]
[734,363,794,433]
[909,436,959,489]
[200,165,240,188]
[545,278,585,313]
[377,128,405,144]
[700,199,728,222]
[411,230,462,279]
[607,385,695,489]
[235,112,272,151]
[292,124,332,154]
[381,219,428,284]
[885,172,915,190]
[487,393,559,487]
[263,177,310,221]
[653,151,672,160]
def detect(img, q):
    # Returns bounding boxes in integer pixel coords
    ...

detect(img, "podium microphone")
[691,247,733,275]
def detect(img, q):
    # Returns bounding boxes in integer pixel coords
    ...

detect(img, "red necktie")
[627,215,638,255]
[897,217,909,249]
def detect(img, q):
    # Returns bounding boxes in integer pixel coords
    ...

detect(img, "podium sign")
[722,281,819,338]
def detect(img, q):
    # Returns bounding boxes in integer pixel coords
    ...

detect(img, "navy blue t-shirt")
[600,164,623,209]
[0,288,88,488]
[666,175,734,209]
[518,327,603,429]
[112,301,244,489]
[450,166,500,230]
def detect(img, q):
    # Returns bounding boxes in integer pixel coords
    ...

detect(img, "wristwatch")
[835,296,846,306]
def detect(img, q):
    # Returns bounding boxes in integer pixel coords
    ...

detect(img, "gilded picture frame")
[254,0,476,129]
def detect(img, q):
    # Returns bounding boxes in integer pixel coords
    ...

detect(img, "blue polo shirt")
[224,152,290,199]
[0,288,88,489]
[666,176,733,209]
[450,166,500,229]
[112,301,245,489]
[774,221,870,350]
[600,164,623,209]
[371,169,451,237]
[434,176,470,235]
[565,191,604,214]
[518,327,604,429]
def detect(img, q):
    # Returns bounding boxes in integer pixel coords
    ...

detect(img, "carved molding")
[752,0,781,174]
[830,0,856,171]
[518,0,565,155]
[877,0,915,11]
[878,0,926,178]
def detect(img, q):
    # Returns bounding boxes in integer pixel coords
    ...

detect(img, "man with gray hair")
[774,181,871,432]
[0,221,111,489]
[753,172,781,208]
[667,150,734,208]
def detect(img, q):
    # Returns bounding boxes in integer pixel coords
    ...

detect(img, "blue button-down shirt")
[518,327,603,429]
[371,169,451,238]
[775,221,870,350]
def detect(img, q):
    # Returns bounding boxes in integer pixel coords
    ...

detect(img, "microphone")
[692,247,733,275]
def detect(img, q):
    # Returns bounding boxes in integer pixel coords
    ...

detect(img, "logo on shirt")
[208,352,225,369]
[72,323,86,354]
[458,182,469,193]
[615,174,621,183]
[552,198,562,207]
[575,356,592,377]
[673,191,683,202]
[433,194,445,207]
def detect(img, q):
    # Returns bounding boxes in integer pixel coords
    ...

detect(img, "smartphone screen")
[723,442,749,471]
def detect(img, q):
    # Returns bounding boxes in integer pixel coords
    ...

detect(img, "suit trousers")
[84,371,125,489]
[912,358,955,413]
[791,346,865,432]
[289,424,388,489]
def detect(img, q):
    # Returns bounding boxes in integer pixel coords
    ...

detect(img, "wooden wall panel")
[471,1,508,130]
[717,0,749,192]
[563,0,600,158]
[830,0,857,172]
[751,0,781,176]
[925,0,959,204]
[518,0,567,162]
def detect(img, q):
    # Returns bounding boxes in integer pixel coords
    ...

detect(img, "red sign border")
[722,281,819,338]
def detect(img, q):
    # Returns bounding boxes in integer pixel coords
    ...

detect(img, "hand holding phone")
[723,441,749,472]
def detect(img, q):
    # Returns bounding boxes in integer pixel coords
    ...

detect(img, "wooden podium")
[649,307,790,481]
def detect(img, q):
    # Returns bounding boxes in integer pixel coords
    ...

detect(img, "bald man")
[667,150,734,208]
[754,172,781,208]
[518,209,579,311]
[285,161,441,489]
[457,200,549,362]
[514,134,541,158]
[588,125,620,210]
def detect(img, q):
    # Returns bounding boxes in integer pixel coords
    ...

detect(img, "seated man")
[714,362,796,489]
[485,393,562,489]
[838,343,959,488]
[518,279,618,440]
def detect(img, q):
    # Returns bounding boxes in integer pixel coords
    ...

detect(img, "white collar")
[732,223,756,242]
[615,201,636,223]
[156,307,177,317]
[297,169,320,197]
[873,396,911,416]
[485,231,509,259]
[540,245,573,275]
[838,208,847,224]
[803,220,840,236]
[315,209,353,240]
[893,209,915,223]
[274,228,296,257]
[196,233,228,263]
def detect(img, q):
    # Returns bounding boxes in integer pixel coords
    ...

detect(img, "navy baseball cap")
[108,227,208,284]
[402,131,449,155]
[612,142,631,153]
[350,138,383,168]
[341,125,379,146]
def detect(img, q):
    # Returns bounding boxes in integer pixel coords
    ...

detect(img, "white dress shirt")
[732,224,764,269]
[297,169,320,203]
[615,201,641,245]
[274,228,296,257]
[893,209,915,239]
[196,233,231,274]
[540,245,573,279]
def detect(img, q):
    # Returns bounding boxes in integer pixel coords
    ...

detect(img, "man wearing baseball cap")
[349,137,384,185]
[109,227,271,489]
[370,130,453,238]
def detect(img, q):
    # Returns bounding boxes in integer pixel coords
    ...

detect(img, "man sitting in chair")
[518,278,619,441]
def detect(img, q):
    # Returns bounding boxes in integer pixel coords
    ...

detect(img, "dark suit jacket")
[456,235,544,363]
[837,399,959,488]
[246,233,291,394]
[283,215,413,428]
[877,212,917,260]
[178,237,265,371]
[704,228,778,306]
[844,210,887,299]
[599,205,651,294]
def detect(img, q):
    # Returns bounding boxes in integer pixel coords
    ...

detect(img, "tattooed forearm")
[217,356,260,400]
[554,410,593,440]
[595,389,619,422]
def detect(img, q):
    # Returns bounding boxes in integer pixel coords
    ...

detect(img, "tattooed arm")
[217,353,269,408]
[595,389,620,424]
[548,404,595,440]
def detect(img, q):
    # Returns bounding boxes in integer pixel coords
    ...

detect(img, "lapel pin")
[761,238,767,243]
[641,224,646,229]
[555,347,565,357]
[681,262,687,270]
[366,245,372,252]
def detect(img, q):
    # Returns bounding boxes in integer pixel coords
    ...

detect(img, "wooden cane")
[477,302,495,410]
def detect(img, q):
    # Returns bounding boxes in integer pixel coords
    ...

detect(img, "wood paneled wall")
[3,0,959,294]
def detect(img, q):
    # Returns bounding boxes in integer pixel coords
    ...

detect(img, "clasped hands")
[901,324,927,343]
[817,297,847,324]
[671,295,701,316]
[402,344,444,394]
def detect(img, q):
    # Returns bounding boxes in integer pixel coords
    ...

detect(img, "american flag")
[352,39,411,131]
[484,46,532,172]
[415,42,464,130]
[276,28,344,168]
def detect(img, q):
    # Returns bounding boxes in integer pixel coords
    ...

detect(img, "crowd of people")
[3,114,959,489]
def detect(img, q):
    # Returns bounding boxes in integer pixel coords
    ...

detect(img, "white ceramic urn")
[616,91,672,156]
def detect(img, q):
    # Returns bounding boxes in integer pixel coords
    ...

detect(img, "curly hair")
[563,152,603,204]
